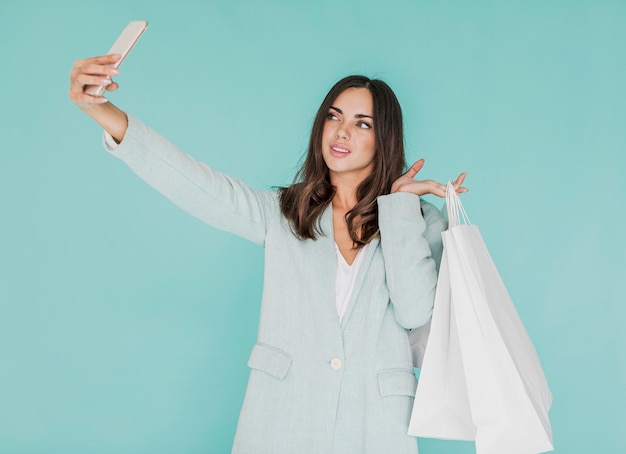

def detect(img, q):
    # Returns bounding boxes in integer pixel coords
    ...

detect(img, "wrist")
[85,102,128,143]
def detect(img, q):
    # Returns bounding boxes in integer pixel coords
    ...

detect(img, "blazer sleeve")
[377,192,445,329]
[421,199,447,272]
[103,114,276,246]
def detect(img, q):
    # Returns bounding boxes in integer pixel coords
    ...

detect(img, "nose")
[336,125,349,141]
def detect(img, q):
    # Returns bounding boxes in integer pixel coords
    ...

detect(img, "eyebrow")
[330,106,374,120]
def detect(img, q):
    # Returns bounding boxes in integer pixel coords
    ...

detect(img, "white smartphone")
[84,20,148,96]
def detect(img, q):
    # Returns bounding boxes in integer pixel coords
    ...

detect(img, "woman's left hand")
[391,159,468,198]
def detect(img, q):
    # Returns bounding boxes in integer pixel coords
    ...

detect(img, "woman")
[69,54,467,453]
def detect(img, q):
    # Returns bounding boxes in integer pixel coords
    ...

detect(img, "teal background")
[1,0,624,452]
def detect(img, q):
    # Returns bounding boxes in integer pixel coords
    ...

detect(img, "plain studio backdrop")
[0,0,624,452]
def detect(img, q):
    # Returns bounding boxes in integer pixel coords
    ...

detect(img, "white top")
[109,129,370,323]
[335,242,370,322]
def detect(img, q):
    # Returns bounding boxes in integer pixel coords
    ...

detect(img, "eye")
[357,121,372,129]
[327,112,339,120]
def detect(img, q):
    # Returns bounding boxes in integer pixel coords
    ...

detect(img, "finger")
[453,172,468,194]
[104,81,119,92]
[426,180,447,198]
[73,54,122,69]
[72,92,110,105]
[453,172,467,187]
[80,62,121,78]
[404,159,425,179]
[74,73,114,89]
[89,95,110,104]
[431,184,447,198]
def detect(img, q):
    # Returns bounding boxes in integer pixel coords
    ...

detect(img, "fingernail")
[99,97,109,103]
[110,68,120,75]
[111,54,121,61]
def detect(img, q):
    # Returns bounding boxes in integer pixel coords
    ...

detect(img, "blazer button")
[330,358,342,370]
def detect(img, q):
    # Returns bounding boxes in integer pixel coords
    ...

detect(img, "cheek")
[363,134,376,157]
[322,122,334,142]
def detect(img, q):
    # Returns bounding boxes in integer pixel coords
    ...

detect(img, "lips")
[330,143,350,157]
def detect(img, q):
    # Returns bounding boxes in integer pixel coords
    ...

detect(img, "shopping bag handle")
[446,181,471,229]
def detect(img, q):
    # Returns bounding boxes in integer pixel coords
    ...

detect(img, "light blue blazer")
[105,115,446,454]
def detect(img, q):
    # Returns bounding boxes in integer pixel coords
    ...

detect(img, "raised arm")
[378,160,467,329]
[378,192,439,329]
[68,54,276,245]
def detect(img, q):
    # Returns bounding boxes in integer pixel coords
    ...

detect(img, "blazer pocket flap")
[378,369,417,397]
[247,343,293,380]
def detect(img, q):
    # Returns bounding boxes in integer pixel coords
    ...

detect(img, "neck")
[331,175,362,210]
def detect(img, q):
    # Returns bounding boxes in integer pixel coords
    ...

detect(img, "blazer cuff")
[101,113,139,156]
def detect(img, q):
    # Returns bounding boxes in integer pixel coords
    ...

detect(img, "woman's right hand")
[68,54,121,110]
[68,54,129,143]
[391,159,468,198]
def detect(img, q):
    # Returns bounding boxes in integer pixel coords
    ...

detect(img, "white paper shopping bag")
[409,183,553,454]
[408,250,476,440]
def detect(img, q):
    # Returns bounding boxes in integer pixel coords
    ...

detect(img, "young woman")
[69,54,467,453]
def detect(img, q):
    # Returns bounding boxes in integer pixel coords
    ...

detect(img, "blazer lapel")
[317,204,341,325]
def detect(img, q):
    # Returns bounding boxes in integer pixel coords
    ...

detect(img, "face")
[321,87,376,184]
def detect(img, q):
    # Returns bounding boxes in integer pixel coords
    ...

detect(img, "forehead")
[332,87,373,114]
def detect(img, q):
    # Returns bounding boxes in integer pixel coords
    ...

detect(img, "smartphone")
[84,20,148,96]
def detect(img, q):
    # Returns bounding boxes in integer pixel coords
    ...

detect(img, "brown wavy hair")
[278,75,406,247]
